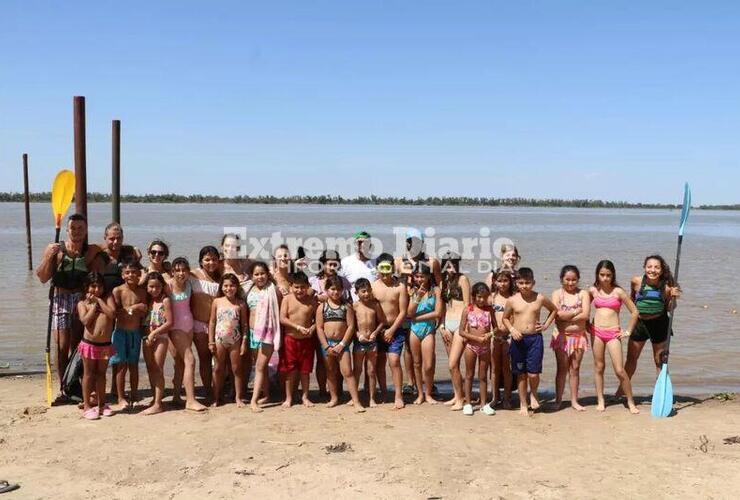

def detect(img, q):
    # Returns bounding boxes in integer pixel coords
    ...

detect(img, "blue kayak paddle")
[651,183,691,418]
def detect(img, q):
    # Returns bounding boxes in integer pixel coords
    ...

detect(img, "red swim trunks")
[279,335,315,374]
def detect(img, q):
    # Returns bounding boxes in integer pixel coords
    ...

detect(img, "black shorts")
[631,314,671,344]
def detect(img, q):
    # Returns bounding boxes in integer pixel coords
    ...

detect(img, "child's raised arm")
[551,289,569,320]
[541,295,558,330]
[150,297,174,340]
[77,299,97,327]
[414,287,444,322]
[406,288,418,318]
[98,295,117,320]
[571,291,591,322]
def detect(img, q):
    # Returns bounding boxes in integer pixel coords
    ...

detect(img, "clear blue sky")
[1,1,738,204]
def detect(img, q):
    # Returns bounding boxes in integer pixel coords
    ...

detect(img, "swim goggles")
[376,262,393,274]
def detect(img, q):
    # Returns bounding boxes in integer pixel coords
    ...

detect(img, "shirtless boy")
[353,278,385,407]
[371,253,408,409]
[502,268,557,415]
[111,260,147,409]
[279,272,319,408]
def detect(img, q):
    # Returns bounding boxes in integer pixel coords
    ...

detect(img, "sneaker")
[481,403,496,416]
[82,407,100,420]
[463,404,474,416]
[101,404,113,417]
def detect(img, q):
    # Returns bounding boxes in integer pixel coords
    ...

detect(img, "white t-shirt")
[340,253,377,300]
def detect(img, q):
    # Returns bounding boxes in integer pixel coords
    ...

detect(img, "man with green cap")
[340,231,377,301]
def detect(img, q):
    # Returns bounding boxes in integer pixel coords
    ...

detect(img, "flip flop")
[0,480,20,494]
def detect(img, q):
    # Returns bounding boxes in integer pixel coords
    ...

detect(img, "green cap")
[353,230,371,240]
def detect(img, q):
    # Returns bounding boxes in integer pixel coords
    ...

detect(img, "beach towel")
[242,281,282,374]
[250,282,281,349]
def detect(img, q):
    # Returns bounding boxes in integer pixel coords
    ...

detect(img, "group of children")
[70,234,681,420]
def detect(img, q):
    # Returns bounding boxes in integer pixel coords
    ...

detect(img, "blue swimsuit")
[410,289,437,340]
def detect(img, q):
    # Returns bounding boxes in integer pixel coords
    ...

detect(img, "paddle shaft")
[45,227,62,355]
[662,234,683,364]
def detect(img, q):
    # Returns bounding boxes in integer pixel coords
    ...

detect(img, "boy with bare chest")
[502,268,557,415]
[111,260,147,409]
[279,272,318,408]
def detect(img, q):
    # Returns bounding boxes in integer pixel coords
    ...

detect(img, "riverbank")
[0,374,738,499]
[3,193,730,209]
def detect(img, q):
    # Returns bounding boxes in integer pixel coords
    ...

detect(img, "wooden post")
[23,153,33,270]
[112,119,121,223]
[73,96,88,218]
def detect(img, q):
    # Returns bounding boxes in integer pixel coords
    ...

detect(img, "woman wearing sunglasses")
[140,240,173,286]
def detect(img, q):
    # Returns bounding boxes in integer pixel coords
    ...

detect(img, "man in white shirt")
[340,230,377,300]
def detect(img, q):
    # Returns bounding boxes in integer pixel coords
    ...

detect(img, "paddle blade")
[45,352,53,406]
[678,183,691,237]
[51,170,75,228]
[651,364,674,418]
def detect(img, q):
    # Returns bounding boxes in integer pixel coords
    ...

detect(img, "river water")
[1,202,738,395]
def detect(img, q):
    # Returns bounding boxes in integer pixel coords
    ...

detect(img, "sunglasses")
[150,250,166,257]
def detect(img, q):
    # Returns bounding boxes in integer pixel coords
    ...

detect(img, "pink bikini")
[550,289,589,355]
[465,305,493,357]
[590,294,623,343]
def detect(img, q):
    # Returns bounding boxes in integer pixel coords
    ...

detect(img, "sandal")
[0,480,20,494]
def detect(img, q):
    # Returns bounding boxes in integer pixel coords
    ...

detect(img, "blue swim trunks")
[109,327,142,365]
[377,328,406,355]
[509,333,544,375]
[321,338,351,358]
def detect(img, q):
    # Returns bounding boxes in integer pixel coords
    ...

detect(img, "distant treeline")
[0,192,734,210]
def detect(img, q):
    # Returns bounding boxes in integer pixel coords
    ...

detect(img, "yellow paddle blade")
[45,352,53,406]
[51,170,75,228]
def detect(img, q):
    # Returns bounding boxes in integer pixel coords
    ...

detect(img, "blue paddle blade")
[651,363,674,418]
[679,183,691,237]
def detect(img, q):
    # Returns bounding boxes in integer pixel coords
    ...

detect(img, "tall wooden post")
[112,119,121,223]
[73,96,88,218]
[23,153,33,270]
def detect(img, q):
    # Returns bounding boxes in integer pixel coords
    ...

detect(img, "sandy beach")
[0,375,737,499]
